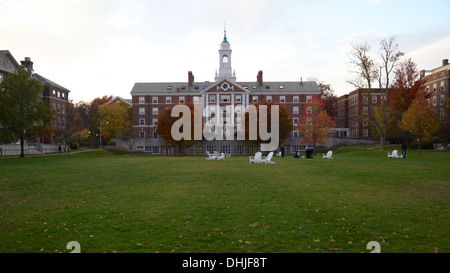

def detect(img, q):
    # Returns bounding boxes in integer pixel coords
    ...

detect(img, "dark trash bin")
[306,147,313,159]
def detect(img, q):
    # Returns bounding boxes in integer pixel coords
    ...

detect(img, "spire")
[223,22,229,43]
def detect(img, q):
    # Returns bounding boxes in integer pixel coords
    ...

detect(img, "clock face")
[221,82,229,91]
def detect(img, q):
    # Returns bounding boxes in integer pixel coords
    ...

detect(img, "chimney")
[420,70,425,79]
[443,59,449,66]
[21,57,34,71]
[257,70,263,86]
[188,71,194,87]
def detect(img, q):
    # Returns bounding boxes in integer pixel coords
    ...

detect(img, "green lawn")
[0,148,448,253]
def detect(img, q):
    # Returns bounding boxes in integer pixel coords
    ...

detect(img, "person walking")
[280,145,285,158]
[401,141,407,159]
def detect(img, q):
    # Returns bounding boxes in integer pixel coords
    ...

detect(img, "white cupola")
[215,30,236,82]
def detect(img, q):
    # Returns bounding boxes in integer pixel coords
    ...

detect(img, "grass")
[0,148,448,253]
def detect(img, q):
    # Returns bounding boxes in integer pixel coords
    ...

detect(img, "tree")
[348,36,404,150]
[318,83,338,120]
[242,102,293,149]
[297,96,335,147]
[0,68,53,158]
[88,95,112,147]
[399,94,440,155]
[99,101,132,140]
[157,103,198,156]
[389,58,428,113]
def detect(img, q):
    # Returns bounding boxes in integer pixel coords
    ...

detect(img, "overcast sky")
[1,0,449,103]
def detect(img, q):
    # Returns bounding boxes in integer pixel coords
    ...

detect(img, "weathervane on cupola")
[215,24,236,82]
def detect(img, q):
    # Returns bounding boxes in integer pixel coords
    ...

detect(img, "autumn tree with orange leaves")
[157,102,198,156]
[399,93,440,155]
[297,96,335,148]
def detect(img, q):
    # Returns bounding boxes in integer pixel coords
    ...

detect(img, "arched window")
[222,55,229,63]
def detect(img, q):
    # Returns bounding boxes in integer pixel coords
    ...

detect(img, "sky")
[1,0,449,103]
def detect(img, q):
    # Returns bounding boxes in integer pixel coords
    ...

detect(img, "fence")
[0,144,67,157]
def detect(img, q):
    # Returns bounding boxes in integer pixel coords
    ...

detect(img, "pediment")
[201,79,249,94]
[0,52,20,74]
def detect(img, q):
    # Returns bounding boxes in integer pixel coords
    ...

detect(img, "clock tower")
[215,30,236,82]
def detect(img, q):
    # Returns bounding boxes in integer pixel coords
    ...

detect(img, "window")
[440,81,445,91]
[221,95,230,103]
[440,95,445,105]
[210,95,216,103]
[139,119,145,126]
[235,95,241,103]
[293,96,299,103]
[167,86,172,90]
[266,96,272,102]
[139,131,145,139]
[223,55,229,63]
[433,84,437,92]
[152,97,158,104]
[363,107,368,115]
[280,96,286,103]
[62,118,65,128]
[139,108,145,115]
[139,97,145,104]
[153,131,158,138]
[280,85,284,89]
[363,95,368,103]
[306,96,312,103]
[252,96,258,103]
[306,106,312,114]
[152,107,158,115]
[293,107,299,114]
[293,130,299,138]
[363,129,369,137]
[57,104,61,113]
[166,97,172,104]
[152,118,158,126]
[62,105,65,115]
[53,103,56,111]
[53,90,56,97]
[433,96,437,106]
[440,111,445,120]
[372,95,377,104]
[57,118,61,128]
[293,118,299,126]
[179,96,185,104]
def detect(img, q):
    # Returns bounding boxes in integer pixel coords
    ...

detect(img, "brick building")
[0,51,71,147]
[130,32,321,155]
[337,89,383,138]
[421,59,449,122]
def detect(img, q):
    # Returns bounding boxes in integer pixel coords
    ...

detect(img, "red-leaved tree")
[297,96,335,147]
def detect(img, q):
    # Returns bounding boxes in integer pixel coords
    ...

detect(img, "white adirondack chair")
[323,150,333,159]
[217,153,225,160]
[264,152,276,164]
[206,151,217,160]
[249,152,263,164]
[388,150,401,158]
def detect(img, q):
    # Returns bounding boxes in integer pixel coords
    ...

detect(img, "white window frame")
[293,96,299,103]
[139,108,145,115]
[166,97,172,104]
[152,107,158,115]
[139,118,146,126]
[266,96,272,102]
[293,106,299,114]
[152,97,158,104]
[280,96,286,103]
[139,97,145,104]
[179,96,185,104]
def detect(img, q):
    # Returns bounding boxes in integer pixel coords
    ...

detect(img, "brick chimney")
[257,70,263,86]
[188,71,194,87]
[443,59,449,66]
[21,57,34,71]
